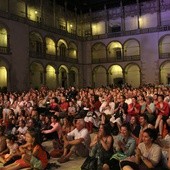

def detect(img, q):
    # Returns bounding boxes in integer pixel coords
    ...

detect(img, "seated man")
[58,119,91,163]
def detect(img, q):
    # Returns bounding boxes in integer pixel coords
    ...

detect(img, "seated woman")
[41,115,62,141]
[0,134,20,165]
[128,116,141,143]
[0,126,7,155]
[120,128,162,170]
[0,129,48,170]
[89,123,113,169]
[16,120,28,144]
[103,123,136,170]
[50,117,74,158]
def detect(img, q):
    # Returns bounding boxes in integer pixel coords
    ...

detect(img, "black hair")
[52,97,58,103]
[27,129,40,146]
[143,128,158,142]
[51,115,60,121]
[139,114,149,122]
[121,123,131,132]
[102,123,112,136]
[158,94,164,100]
[6,134,17,142]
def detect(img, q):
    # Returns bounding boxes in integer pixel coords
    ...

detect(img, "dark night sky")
[55,0,151,14]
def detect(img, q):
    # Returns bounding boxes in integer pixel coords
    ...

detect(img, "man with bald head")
[58,119,91,163]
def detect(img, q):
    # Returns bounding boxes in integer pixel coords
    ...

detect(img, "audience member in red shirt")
[155,94,169,137]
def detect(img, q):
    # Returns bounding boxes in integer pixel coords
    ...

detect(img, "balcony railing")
[29,51,44,59]
[92,55,140,64]
[45,54,57,60]
[159,53,170,59]
[56,56,78,63]
[123,55,140,61]
[0,46,10,54]
[29,51,78,63]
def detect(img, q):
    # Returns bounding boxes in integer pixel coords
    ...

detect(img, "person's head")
[158,94,164,102]
[120,123,131,137]
[75,119,85,131]
[39,113,45,121]
[139,114,149,127]
[119,95,126,103]
[130,116,138,125]
[45,116,50,123]
[63,117,72,126]
[142,128,158,144]
[6,134,17,144]
[27,118,36,128]
[60,97,66,103]
[138,94,145,101]
[99,123,111,137]
[153,93,158,100]
[25,129,40,146]
[145,96,153,104]
[19,120,26,127]
[52,97,58,104]
[132,96,138,103]
[51,115,60,123]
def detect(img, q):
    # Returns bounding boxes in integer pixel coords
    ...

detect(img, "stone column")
[89,9,92,35]
[157,0,161,27]
[55,70,59,87]
[120,0,125,31]
[64,2,67,31]
[25,0,28,19]
[106,72,109,86]
[53,0,56,27]
[43,70,46,86]
[137,0,140,29]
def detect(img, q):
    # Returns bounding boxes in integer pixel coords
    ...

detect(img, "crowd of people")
[0,85,170,169]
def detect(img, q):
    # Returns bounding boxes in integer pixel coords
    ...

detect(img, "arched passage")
[46,65,56,89]
[0,59,8,90]
[160,61,170,85]
[123,39,140,60]
[68,42,77,59]
[91,42,106,62]
[125,64,140,88]
[69,67,79,88]
[93,66,107,87]
[107,41,122,61]
[30,62,44,89]
[29,32,43,58]
[58,65,69,88]
[108,65,123,87]
[0,25,8,53]
[159,35,170,58]
[45,37,56,56]
[57,39,68,58]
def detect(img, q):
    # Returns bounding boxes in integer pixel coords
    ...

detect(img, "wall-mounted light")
[35,10,38,14]
[70,24,73,28]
